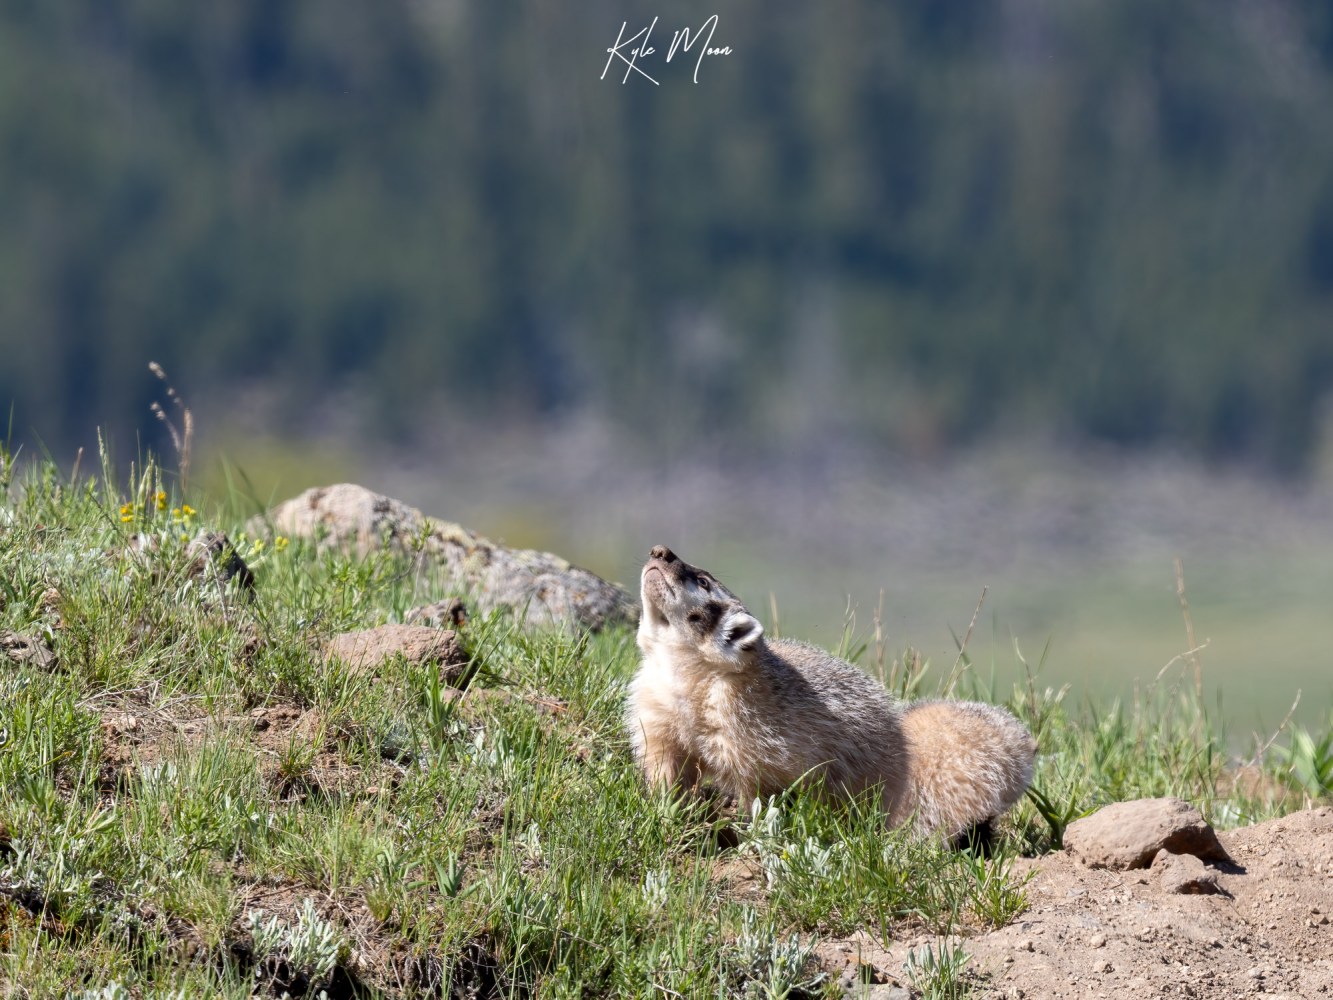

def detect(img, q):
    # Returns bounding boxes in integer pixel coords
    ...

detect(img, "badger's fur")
[626,545,1036,840]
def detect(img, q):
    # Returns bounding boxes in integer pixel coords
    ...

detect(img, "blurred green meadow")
[681,555,1333,743]
[176,426,1333,742]
[349,440,1333,743]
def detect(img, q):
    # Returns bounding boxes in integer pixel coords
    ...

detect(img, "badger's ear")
[719,609,764,658]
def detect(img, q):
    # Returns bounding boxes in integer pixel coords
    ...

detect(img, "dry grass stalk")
[944,585,988,696]
[148,361,194,492]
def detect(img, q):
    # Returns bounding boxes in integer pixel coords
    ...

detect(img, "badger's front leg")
[629,703,701,792]
[643,740,702,791]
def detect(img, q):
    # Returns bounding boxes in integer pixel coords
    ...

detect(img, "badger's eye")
[698,577,711,592]
[687,611,703,624]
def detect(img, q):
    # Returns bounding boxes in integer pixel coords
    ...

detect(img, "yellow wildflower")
[182,504,196,517]
[274,536,290,552]
[155,490,167,511]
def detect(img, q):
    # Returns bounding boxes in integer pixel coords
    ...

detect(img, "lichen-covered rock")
[248,484,427,556]
[324,624,468,681]
[250,484,635,631]
[1064,797,1233,870]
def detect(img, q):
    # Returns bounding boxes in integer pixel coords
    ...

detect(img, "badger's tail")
[897,699,1037,842]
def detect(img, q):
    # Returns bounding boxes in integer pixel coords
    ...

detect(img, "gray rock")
[250,483,426,555]
[187,531,255,593]
[249,484,635,631]
[1064,797,1233,870]
[324,624,468,681]
[842,986,908,1000]
[835,960,907,1000]
[1153,849,1223,895]
[0,629,56,670]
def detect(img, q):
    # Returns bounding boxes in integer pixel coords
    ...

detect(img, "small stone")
[1089,934,1107,948]
[842,986,907,1000]
[1154,849,1223,895]
[1095,961,1113,973]
[1018,939,1035,952]
[103,712,139,734]
[0,629,56,670]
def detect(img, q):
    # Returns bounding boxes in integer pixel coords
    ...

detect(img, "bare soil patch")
[818,807,1333,999]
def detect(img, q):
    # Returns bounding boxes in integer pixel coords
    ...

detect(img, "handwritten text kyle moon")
[602,15,733,85]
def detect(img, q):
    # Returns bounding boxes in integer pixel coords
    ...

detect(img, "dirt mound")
[820,807,1333,999]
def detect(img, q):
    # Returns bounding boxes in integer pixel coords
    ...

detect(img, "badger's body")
[627,546,1037,839]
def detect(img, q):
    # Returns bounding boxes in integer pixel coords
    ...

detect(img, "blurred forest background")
[2,0,1333,731]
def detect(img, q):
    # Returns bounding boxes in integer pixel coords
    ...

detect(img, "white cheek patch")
[719,609,764,656]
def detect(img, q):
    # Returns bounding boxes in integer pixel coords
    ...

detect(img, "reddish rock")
[324,624,467,681]
[1064,797,1233,870]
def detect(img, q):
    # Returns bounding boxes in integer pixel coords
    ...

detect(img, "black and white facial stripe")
[683,597,763,650]
[720,606,763,653]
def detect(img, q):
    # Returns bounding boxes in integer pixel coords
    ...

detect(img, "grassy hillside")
[0,451,1326,998]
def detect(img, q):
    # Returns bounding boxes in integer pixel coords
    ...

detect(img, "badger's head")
[637,545,765,668]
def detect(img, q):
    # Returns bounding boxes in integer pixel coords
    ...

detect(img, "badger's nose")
[649,545,676,563]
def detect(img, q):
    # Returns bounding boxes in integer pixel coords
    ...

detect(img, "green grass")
[728,551,1333,738]
[0,450,1327,998]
